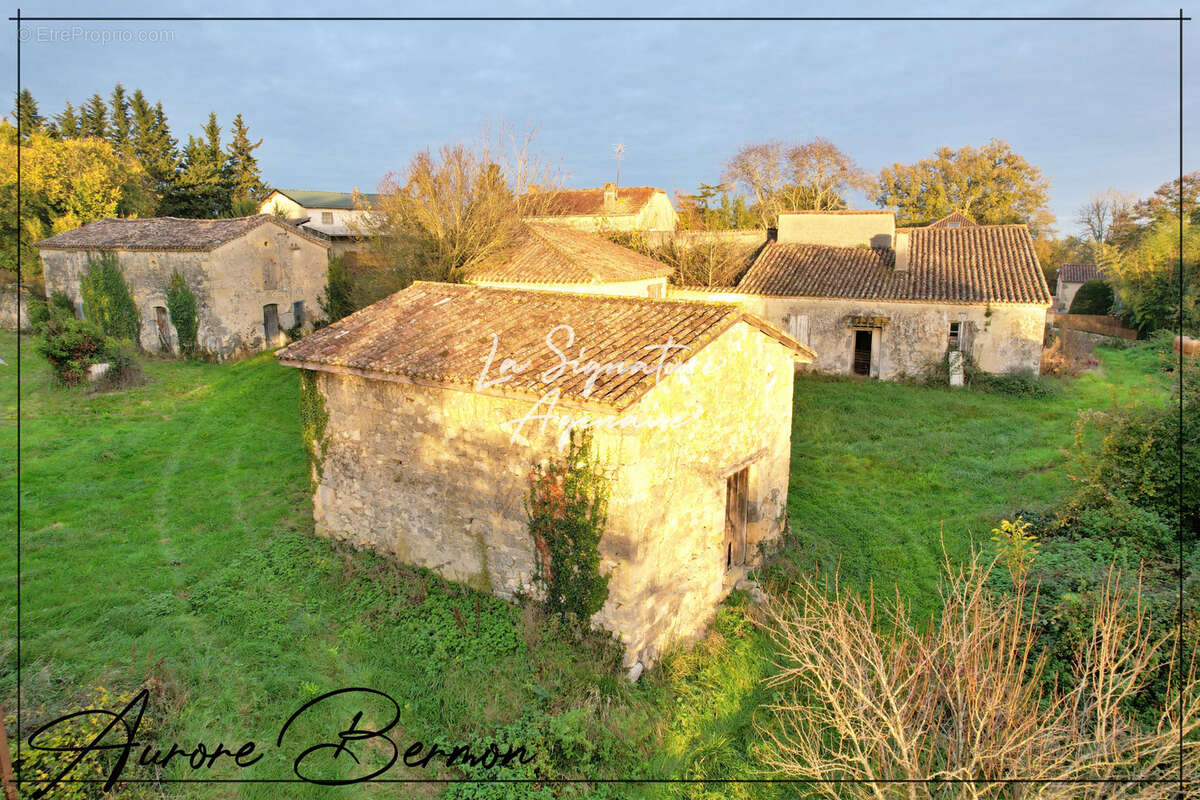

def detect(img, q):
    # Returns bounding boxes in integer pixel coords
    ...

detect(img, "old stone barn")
[36,215,330,358]
[278,282,812,666]
[727,211,1052,379]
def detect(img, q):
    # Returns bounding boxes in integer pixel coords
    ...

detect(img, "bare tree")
[723,140,788,228]
[785,137,875,212]
[349,123,564,306]
[1076,189,1137,266]
[756,549,1198,799]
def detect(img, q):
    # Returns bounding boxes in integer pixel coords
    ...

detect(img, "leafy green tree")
[224,113,266,211]
[1108,219,1199,334]
[108,83,132,153]
[80,93,109,140]
[1067,279,1115,315]
[875,139,1054,235]
[318,255,356,322]
[14,87,43,138]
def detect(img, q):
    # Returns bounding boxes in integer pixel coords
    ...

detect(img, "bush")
[925,351,1059,397]
[1067,278,1115,315]
[80,251,140,343]
[318,254,356,322]
[36,307,109,384]
[164,270,199,357]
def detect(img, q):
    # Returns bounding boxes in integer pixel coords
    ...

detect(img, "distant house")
[277,281,813,667]
[35,216,330,358]
[1055,263,1109,313]
[467,222,673,298]
[258,189,380,261]
[927,210,978,229]
[672,210,1051,380]
[525,183,677,232]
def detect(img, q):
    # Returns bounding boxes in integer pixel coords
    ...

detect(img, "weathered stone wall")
[0,285,31,331]
[1055,280,1083,313]
[777,211,895,248]
[38,224,328,358]
[759,297,1046,379]
[307,320,796,666]
[471,276,668,299]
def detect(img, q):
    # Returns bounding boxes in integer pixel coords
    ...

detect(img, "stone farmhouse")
[36,215,329,358]
[675,210,1051,380]
[258,188,380,262]
[467,222,673,298]
[277,281,813,667]
[524,183,677,232]
[1054,263,1108,313]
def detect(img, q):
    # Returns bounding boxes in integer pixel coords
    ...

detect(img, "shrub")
[756,551,1199,798]
[79,251,140,342]
[1067,278,1115,315]
[36,307,108,384]
[318,254,357,322]
[526,431,611,623]
[164,270,199,357]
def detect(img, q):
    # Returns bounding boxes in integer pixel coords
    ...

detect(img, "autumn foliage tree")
[875,138,1054,234]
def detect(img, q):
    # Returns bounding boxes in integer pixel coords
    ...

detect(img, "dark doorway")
[155,306,171,353]
[263,304,280,345]
[724,468,749,570]
[852,330,873,376]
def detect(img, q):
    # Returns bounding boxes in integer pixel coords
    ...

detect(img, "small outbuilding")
[1054,263,1109,313]
[277,281,813,666]
[36,215,330,358]
[524,183,677,232]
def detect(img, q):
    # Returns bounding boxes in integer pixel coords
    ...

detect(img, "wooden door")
[263,304,279,346]
[724,468,748,569]
[155,306,171,353]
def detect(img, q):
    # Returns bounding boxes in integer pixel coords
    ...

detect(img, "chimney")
[893,232,910,271]
[776,211,895,249]
[603,182,617,212]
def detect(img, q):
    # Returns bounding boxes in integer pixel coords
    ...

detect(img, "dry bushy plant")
[1041,327,1099,376]
[755,551,1198,799]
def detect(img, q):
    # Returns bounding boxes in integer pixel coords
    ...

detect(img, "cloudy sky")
[6,1,1196,236]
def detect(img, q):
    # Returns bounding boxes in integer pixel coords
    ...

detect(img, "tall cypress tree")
[80,93,109,139]
[173,112,229,217]
[52,101,81,139]
[131,92,180,213]
[108,83,132,152]
[225,113,266,211]
[15,88,43,138]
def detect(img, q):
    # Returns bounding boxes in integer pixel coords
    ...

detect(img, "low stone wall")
[0,285,32,332]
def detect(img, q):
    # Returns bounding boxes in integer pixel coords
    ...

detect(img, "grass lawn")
[0,329,1170,798]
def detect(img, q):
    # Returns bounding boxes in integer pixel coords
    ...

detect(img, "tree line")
[4,85,269,276]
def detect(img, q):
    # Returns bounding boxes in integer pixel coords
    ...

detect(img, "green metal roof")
[272,189,381,210]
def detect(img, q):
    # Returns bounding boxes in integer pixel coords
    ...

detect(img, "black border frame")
[8,8,1194,795]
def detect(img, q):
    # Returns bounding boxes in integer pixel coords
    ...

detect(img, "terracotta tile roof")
[33,215,330,252]
[468,223,673,285]
[737,224,1052,305]
[1058,263,1107,284]
[277,282,813,410]
[927,211,978,228]
[526,186,663,217]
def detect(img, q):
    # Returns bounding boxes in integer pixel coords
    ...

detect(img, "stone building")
[36,215,330,358]
[673,210,1051,380]
[277,281,813,666]
[258,188,380,262]
[467,222,673,298]
[1054,263,1108,313]
[524,184,677,232]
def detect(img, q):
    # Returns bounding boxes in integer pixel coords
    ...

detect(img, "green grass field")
[0,330,1169,798]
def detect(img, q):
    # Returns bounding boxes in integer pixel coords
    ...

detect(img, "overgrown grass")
[0,330,1171,798]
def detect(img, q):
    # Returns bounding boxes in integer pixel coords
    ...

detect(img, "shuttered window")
[786,313,809,345]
